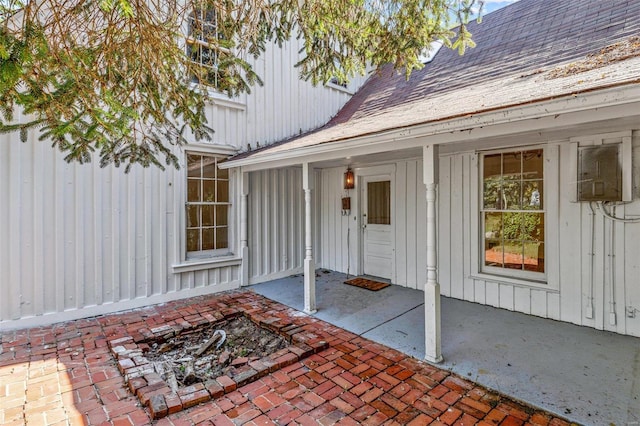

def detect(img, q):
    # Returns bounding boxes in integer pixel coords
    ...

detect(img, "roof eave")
[220,81,640,171]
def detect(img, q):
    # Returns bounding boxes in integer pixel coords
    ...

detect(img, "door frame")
[356,164,396,282]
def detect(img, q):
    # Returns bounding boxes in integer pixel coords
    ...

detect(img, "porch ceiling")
[305,146,424,170]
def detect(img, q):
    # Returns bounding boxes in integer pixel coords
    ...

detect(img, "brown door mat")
[344,277,390,291]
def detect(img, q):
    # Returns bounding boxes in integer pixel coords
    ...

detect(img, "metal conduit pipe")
[598,201,640,223]
[608,205,616,326]
[586,202,596,320]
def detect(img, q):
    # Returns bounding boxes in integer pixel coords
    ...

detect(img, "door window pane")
[368,181,390,225]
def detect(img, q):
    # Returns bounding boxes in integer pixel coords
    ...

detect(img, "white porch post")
[423,144,443,363]
[240,170,250,287]
[302,162,317,314]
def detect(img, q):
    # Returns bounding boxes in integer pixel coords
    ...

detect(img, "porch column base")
[304,259,317,314]
[424,280,443,364]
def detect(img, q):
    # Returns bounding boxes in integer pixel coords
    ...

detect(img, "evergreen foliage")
[1,0,482,170]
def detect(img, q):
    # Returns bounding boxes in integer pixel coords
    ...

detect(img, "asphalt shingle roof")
[228,0,640,162]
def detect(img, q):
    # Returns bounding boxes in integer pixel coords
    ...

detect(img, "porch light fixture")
[344,167,355,189]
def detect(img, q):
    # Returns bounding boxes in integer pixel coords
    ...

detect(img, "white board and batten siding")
[318,160,427,291]
[247,167,323,284]
[206,39,367,151]
[439,133,640,338]
[0,134,241,329]
[318,132,640,338]
[0,37,365,329]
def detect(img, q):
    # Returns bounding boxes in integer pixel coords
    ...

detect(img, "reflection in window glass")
[481,149,545,274]
[187,7,227,89]
[186,154,230,254]
[367,181,391,225]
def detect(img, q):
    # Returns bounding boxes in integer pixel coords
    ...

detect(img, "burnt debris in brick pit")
[108,311,328,419]
[146,315,288,389]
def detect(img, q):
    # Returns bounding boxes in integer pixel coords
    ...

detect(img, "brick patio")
[0,290,575,425]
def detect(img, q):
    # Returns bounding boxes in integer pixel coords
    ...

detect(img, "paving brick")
[266,402,295,420]
[228,405,261,424]
[361,386,385,403]
[361,410,389,426]
[164,392,183,414]
[216,375,237,393]
[313,379,337,396]
[407,413,435,425]
[181,389,211,409]
[429,384,450,398]
[442,376,474,393]
[319,384,344,401]
[375,371,401,388]
[231,366,259,387]
[370,399,398,418]
[439,407,463,425]
[338,391,364,410]
[528,412,552,426]
[380,393,408,412]
[215,396,236,412]
[332,374,355,390]
[204,380,224,399]
[484,408,508,424]
[456,412,480,425]
[548,418,572,426]
[394,406,422,424]
[289,395,316,412]
[349,404,378,422]
[301,391,325,408]
[501,415,526,426]
[414,396,448,419]
[393,368,414,381]
[149,394,168,419]
[308,402,337,420]
[441,390,462,405]
[249,359,270,375]
[336,416,361,426]
[318,408,346,425]
[316,361,338,374]
[5,290,572,426]
[335,357,356,370]
[330,396,357,414]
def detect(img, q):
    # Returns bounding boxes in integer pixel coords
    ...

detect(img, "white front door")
[362,176,393,280]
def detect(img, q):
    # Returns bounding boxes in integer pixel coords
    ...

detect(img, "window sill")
[186,142,238,156]
[325,82,354,95]
[469,272,559,293]
[172,256,241,273]
[189,83,246,110]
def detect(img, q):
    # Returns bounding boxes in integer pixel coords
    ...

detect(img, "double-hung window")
[186,7,229,89]
[186,154,229,257]
[481,149,545,279]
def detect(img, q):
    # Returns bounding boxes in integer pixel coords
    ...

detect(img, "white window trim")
[189,83,247,110]
[172,256,241,273]
[176,150,237,268]
[469,144,560,290]
[326,80,354,95]
[183,6,247,110]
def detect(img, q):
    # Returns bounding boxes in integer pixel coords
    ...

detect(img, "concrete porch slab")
[250,270,640,426]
